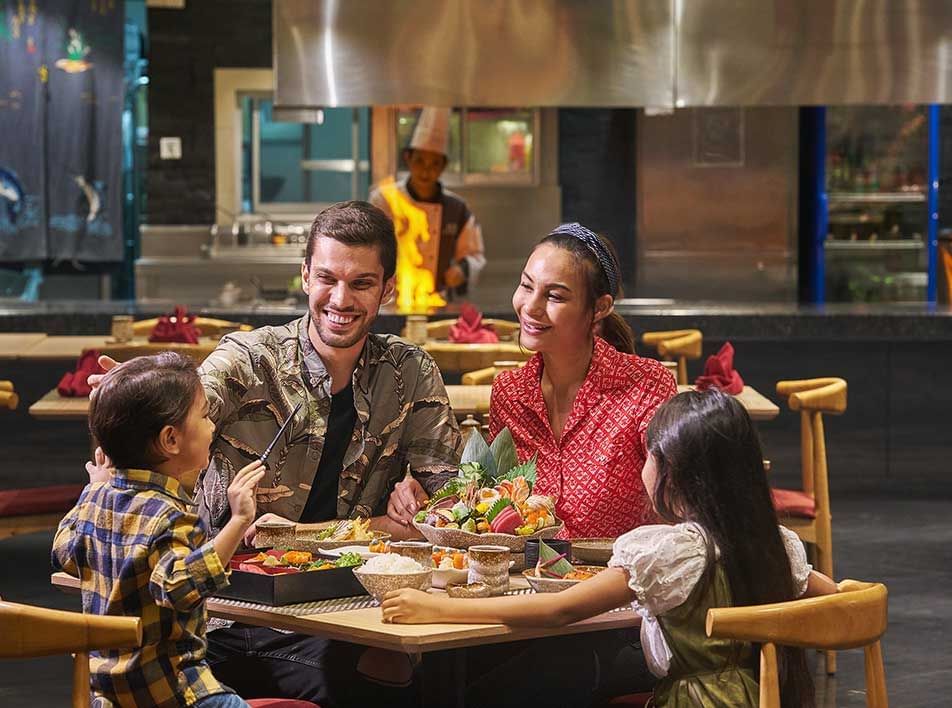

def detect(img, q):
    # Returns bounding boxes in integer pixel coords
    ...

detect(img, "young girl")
[53,352,266,708]
[383,389,837,707]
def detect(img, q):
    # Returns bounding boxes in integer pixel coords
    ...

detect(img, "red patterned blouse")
[489,337,678,539]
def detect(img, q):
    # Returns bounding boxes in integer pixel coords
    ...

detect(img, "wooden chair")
[0,381,83,541]
[410,318,521,342]
[461,360,523,385]
[132,316,252,339]
[0,379,19,410]
[640,329,702,385]
[0,599,142,708]
[707,580,888,707]
[771,376,847,674]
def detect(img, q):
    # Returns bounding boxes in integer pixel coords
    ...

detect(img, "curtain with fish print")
[0,0,123,262]
[0,0,46,260]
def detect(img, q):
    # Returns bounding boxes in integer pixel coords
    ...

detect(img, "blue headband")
[547,222,620,296]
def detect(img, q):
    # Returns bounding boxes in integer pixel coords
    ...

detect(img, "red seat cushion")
[607,693,653,707]
[246,701,321,708]
[0,484,85,517]
[771,488,816,519]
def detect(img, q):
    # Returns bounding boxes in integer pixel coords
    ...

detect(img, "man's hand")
[242,511,295,547]
[227,460,267,528]
[387,475,430,526]
[444,264,466,289]
[85,446,114,484]
[87,355,119,395]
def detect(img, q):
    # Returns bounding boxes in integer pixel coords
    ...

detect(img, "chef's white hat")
[408,107,451,156]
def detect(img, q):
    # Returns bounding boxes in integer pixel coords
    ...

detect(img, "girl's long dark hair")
[646,389,814,708]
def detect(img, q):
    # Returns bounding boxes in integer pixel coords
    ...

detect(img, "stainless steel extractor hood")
[273,0,674,108]
[274,0,952,109]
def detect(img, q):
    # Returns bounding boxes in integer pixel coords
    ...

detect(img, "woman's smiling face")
[512,242,597,354]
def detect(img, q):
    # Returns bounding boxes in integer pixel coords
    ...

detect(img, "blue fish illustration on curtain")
[47,7,123,262]
[0,166,25,224]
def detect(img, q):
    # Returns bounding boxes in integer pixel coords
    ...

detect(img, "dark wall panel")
[146,0,271,224]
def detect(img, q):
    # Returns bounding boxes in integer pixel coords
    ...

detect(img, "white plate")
[432,566,470,589]
[318,545,382,560]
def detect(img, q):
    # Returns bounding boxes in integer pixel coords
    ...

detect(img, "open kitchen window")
[241,97,371,214]
[394,107,538,186]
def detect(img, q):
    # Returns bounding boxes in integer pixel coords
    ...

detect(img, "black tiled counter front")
[2,301,951,496]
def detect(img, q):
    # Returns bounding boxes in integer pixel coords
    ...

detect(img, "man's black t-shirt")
[299,382,357,523]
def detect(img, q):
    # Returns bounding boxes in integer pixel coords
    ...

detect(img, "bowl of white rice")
[352,553,433,601]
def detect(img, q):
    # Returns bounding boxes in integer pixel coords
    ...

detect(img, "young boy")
[53,352,265,708]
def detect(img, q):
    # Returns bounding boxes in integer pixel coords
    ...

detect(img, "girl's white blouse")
[608,522,812,677]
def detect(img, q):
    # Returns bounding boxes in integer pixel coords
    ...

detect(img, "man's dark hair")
[89,351,202,470]
[305,200,397,281]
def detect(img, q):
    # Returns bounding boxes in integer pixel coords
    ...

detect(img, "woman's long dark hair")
[536,230,636,354]
[646,389,814,708]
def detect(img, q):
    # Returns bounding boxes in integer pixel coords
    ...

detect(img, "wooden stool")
[771,376,847,675]
[640,329,702,385]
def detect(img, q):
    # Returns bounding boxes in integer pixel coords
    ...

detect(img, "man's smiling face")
[301,236,394,350]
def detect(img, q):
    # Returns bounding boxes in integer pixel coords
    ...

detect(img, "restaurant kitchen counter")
[1,300,952,340]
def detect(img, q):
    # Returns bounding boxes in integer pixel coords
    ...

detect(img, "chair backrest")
[132,317,251,339]
[421,318,521,342]
[706,580,888,708]
[0,599,142,708]
[0,380,18,410]
[776,377,847,499]
[640,329,703,384]
[460,360,523,385]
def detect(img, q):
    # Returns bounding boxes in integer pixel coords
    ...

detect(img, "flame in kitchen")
[377,177,447,312]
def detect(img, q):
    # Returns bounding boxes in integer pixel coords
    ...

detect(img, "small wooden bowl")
[571,537,616,565]
[522,566,605,593]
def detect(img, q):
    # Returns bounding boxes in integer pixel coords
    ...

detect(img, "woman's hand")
[381,588,447,624]
[85,446,114,484]
[242,511,294,547]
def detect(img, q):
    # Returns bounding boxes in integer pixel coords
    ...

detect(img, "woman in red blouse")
[490,223,677,539]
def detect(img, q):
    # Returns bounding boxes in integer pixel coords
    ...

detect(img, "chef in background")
[370,107,486,298]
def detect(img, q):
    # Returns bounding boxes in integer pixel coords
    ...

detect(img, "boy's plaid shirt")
[52,469,232,707]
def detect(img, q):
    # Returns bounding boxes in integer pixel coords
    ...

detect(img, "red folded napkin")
[448,303,499,344]
[57,349,106,398]
[149,305,200,344]
[694,342,745,395]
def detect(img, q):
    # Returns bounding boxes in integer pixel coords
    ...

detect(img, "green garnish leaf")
[496,453,537,486]
[460,429,497,477]
[489,427,518,481]
[485,497,512,524]
[536,540,575,577]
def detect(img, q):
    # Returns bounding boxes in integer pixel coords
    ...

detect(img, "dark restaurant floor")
[0,496,949,707]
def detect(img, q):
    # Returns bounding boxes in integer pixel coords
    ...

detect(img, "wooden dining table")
[52,570,638,707]
[422,340,530,374]
[0,332,48,360]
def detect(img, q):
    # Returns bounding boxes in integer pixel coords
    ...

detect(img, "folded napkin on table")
[57,349,106,398]
[149,305,200,344]
[448,303,499,344]
[694,341,744,395]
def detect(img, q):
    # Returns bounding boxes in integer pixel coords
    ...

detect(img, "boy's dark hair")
[646,389,815,708]
[305,200,397,282]
[89,352,202,470]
